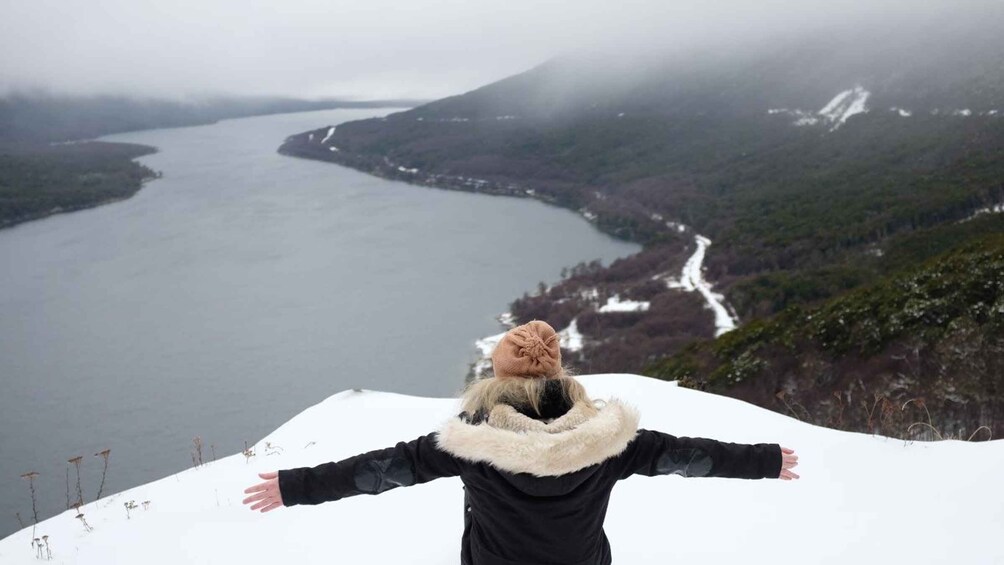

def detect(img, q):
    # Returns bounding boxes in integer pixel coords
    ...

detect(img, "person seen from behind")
[243,320,799,565]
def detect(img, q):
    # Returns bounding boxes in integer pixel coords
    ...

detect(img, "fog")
[0,0,999,101]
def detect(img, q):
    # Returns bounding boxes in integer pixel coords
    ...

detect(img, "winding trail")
[676,234,739,337]
[470,230,740,378]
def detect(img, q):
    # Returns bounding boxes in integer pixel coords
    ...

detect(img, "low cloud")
[0,0,998,100]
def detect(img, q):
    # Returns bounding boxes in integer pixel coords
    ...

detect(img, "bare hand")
[779,447,799,480]
[243,471,285,512]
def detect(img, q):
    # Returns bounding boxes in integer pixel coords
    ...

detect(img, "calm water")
[0,109,639,537]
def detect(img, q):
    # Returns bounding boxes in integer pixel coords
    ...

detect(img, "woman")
[243,320,799,565]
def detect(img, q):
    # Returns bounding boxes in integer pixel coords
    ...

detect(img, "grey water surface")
[0,108,639,538]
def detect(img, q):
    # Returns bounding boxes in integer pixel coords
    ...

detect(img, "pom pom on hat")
[491,320,562,379]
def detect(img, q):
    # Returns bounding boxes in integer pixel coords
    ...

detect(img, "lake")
[0,108,639,538]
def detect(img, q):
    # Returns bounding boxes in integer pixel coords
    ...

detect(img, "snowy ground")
[2,374,1001,564]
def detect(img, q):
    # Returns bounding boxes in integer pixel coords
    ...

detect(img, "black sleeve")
[277,432,464,506]
[614,429,782,480]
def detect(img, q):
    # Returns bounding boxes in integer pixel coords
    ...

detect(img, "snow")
[307,133,314,141]
[818,86,870,130]
[328,146,340,152]
[961,202,1004,222]
[598,294,651,313]
[768,87,870,131]
[3,374,1001,565]
[469,313,519,378]
[794,115,820,126]
[320,126,336,144]
[678,235,738,336]
[891,107,913,117]
[666,221,686,233]
[497,312,516,327]
[768,108,818,126]
[558,318,584,352]
[472,331,507,377]
[664,278,686,289]
[818,90,855,120]
[953,109,973,117]
[397,166,419,174]
[580,209,597,221]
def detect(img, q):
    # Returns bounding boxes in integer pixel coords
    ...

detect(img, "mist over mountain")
[0,93,424,143]
[412,12,1004,121]
[281,6,1004,438]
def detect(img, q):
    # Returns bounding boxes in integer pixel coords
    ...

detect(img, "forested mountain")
[280,11,1004,438]
[0,94,423,228]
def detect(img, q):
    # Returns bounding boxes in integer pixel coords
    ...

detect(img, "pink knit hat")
[491,320,562,379]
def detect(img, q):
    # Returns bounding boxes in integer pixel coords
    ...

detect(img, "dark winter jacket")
[278,397,782,565]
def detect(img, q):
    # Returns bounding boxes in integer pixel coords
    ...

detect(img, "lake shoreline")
[0,141,159,230]
[277,126,731,376]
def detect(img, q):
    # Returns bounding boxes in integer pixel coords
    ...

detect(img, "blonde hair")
[459,372,599,418]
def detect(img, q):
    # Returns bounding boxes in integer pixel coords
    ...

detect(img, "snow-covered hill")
[2,374,1001,564]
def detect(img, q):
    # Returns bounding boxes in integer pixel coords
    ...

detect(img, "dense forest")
[0,141,156,228]
[280,21,1004,439]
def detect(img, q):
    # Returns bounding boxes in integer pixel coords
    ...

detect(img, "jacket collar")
[435,399,640,477]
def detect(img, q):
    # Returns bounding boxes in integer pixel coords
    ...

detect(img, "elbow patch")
[655,447,712,477]
[353,456,416,494]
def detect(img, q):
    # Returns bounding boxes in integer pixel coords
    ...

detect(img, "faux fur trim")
[435,399,641,477]
[486,401,593,434]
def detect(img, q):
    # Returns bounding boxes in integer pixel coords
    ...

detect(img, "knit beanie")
[491,320,562,379]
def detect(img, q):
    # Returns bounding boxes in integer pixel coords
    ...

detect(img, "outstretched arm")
[615,429,799,481]
[242,433,462,512]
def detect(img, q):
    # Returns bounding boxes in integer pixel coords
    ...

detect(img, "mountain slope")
[278,15,1004,437]
[2,375,1001,564]
[646,234,1004,438]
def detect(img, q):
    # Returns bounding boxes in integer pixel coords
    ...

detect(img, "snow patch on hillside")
[818,86,870,129]
[497,312,516,327]
[2,375,1001,565]
[960,202,1004,222]
[558,318,584,352]
[472,331,507,376]
[768,86,871,131]
[320,126,335,144]
[598,295,650,313]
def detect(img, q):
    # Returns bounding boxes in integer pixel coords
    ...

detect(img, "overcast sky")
[0,0,995,101]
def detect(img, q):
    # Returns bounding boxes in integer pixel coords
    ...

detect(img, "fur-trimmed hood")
[435,399,641,478]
